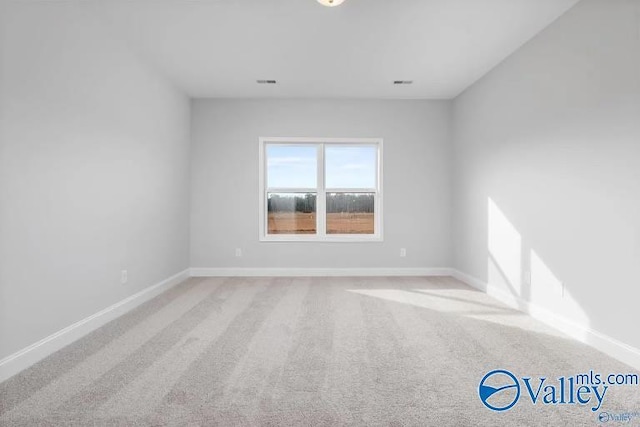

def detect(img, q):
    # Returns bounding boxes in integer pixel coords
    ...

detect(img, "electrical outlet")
[235,248,242,257]
[121,270,128,285]
[400,248,407,257]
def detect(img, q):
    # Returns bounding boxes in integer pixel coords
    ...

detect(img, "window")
[259,137,383,242]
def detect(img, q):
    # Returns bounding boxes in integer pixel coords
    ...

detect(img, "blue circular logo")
[599,412,610,423]
[479,369,521,411]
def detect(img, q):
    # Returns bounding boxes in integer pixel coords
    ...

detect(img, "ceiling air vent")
[257,80,277,84]
[393,80,413,85]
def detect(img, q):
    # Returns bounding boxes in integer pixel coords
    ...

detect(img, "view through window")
[260,138,382,241]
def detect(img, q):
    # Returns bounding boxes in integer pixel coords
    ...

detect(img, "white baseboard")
[5,266,636,384]
[190,267,453,277]
[451,269,640,372]
[0,269,190,384]
[451,269,488,292]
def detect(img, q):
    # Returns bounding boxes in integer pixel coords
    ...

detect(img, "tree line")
[268,193,374,214]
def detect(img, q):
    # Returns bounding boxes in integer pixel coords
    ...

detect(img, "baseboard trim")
[6,267,635,383]
[0,269,190,383]
[190,267,453,277]
[451,269,640,371]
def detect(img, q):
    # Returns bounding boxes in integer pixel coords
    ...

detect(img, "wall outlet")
[400,248,407,257]
[120,270,128,285]
[235,248,242,257]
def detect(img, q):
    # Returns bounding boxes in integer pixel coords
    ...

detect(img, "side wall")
[452,0,640,352]
[0,2,191,360]
[191,99,452,271]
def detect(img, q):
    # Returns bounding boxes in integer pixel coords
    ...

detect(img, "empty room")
[1,0,639,425]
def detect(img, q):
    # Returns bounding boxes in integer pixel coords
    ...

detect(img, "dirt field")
[268,212,316,234]
[268,212,374,234]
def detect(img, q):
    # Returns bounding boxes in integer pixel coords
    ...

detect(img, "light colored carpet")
[1,276,638,426]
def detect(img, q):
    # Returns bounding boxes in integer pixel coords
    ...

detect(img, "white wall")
[0,2,191,359]
[452,0,640,350]
[191,99,452,270]
[4,0,638,372]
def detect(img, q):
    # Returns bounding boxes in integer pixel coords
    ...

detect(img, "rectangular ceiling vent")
[393,80,413,85]
[257,79,277,84]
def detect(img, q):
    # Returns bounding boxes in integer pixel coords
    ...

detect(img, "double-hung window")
[259,137,383,242]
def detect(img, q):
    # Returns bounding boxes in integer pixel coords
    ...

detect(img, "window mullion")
[266,187,317,193]
[317,143,326,237]
[325,188,377,193]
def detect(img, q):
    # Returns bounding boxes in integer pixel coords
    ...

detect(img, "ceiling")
[92,0,580,99]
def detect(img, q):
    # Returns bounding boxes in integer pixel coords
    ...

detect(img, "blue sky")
[267,145,376,189]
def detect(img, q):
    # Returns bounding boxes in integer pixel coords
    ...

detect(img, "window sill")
[260,235,383,243]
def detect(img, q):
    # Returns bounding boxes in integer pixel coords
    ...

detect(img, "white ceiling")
[93,0,580,99]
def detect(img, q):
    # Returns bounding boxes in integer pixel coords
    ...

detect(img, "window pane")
[326,193,374,234]
[267,193,316,234]
[325,146,376,189]
[266,145,317,188]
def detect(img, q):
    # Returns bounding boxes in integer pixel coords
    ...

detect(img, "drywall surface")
[191,99,452,270]
[452,0,640,349]
[0,2,191,359]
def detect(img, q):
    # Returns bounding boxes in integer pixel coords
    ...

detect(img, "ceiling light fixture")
[317,0,345,7]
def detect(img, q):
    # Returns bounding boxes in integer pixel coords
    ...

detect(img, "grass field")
[268,212,374,234]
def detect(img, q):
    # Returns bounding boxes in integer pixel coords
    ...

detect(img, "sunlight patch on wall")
[530,249,590,341]
[485,197,591,342]
[531,249,563,301]
[488,198,522,296]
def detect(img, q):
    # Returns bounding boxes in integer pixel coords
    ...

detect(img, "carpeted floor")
[1,276,638,426]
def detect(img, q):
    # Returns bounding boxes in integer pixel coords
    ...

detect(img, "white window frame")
[259,137,383,242]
